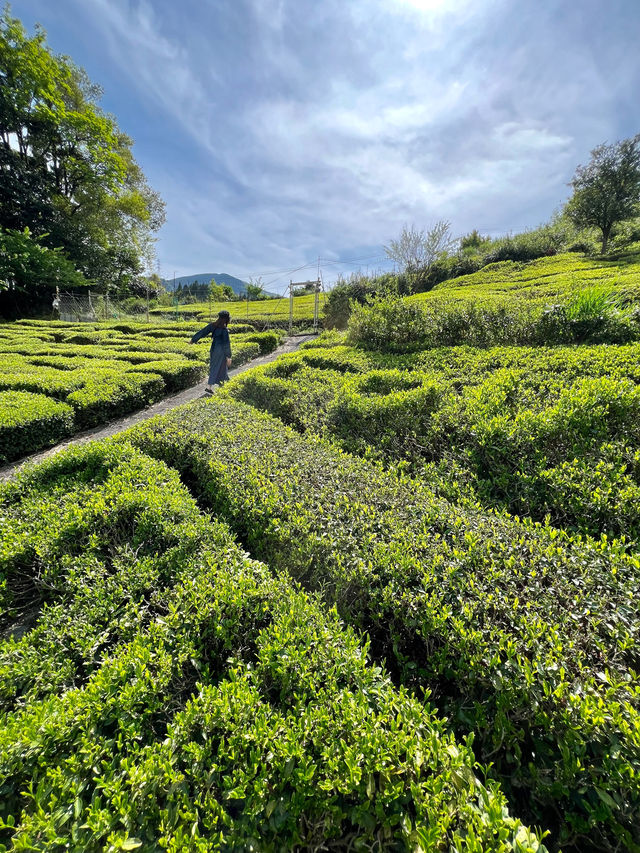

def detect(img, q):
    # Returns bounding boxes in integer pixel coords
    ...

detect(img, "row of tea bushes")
[0,391,75,464]
[3,320,280,361]
[0,319,281,461]
[12,318,260,337]
[226,342,640,545]
[0,324,282,362]
[348,295,640,352]
[420,250,640,304]
[124,397,640,852]
[0,442,544,851]
[67,371,167,430]
[0,370,167,462]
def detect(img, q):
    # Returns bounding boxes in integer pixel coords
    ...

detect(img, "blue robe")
[191,324,232,384]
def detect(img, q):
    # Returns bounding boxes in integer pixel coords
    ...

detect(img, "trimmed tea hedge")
[67,372,166,429]
[0,321,276,459]
[226,342,640,545]
[124,397,640,852]
[0,442,544,851]
[0,391,74,463]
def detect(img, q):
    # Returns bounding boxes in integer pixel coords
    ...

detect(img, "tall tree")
[384,221,455,272]
[566,135,640,253]
[246,276,266,300]
[0,226,87,316]
[0,7,164,293]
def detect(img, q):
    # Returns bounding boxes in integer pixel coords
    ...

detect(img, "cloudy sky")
[10,0,640,290]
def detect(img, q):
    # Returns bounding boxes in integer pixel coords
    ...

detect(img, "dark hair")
[213,310,230,328]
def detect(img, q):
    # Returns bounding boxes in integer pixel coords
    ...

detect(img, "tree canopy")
[0,6,164,312]
[208,279,234,301]
[384,221,455,273]
[566,135,640,253]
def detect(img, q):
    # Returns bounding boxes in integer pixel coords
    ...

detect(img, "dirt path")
[0,334,316,481]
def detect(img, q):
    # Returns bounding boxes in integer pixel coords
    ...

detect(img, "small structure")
[289,279,321,333]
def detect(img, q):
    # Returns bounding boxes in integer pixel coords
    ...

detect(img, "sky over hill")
[10,0,640,291]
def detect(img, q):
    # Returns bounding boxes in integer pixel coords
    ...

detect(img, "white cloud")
[71,0,214,145]
[28,0,636,279]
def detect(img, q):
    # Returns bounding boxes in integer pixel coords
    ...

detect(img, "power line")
[319,253,389,265]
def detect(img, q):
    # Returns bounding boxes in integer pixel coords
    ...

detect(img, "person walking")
[190,310,232,394]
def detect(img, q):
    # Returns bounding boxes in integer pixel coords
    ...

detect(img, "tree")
[208,280,234,301]
[0,226,87,317]
[384,221,455,273]
[246,276,267,300]
[0,7,165,292]
[459,229,491,255]
[566,135,640,253]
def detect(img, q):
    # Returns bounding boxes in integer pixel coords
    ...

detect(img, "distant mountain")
[163,273,280,299]
[163,273,249,295]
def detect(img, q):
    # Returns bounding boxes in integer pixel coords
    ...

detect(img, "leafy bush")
[239,330,281,354]
[66,372,165,429]
[323,275,383,329]
[481,225,567,263]
[0,391,74,463]
[126,358,206,392]
[0,441,544,850]
[300,329,347,348]
[347,297,435,350]
[347,294,640,352]
[0,364,86,398]
[124,397,640,852]
[119,296,148,314]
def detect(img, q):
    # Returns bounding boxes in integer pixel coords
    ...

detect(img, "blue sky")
[10,0,640,291]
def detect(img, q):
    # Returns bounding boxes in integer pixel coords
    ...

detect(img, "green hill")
[408,245,640,307]
[163,273,279,298]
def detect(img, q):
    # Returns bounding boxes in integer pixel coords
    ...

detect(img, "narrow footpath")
[0,333,316,481]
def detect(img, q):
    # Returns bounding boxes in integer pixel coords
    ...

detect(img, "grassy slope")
[407,248,640,306]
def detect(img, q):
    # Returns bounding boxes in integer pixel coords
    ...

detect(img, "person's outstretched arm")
[190,323,214,344]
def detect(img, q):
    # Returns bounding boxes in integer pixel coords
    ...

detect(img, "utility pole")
[316,257,321,333]
[289,280,293,335]
[173,271,177,321]
[313,278,320,332]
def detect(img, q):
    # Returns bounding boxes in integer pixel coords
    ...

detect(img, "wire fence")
[50,287,312,329]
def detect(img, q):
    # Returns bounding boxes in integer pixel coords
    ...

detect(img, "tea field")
[410,249,640,308]
[0,441,543,851]
[1,251,640,851]
[151,292,322,328]
[226,338,640,545]
[0,319,281,463]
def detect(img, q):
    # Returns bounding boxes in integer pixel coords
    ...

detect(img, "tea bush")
[0,321,274,459]
[0,391,74,463]
[0,442,544,851]
[124,397,640,852]
[226,343,640,545]
[67,372,166,429]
